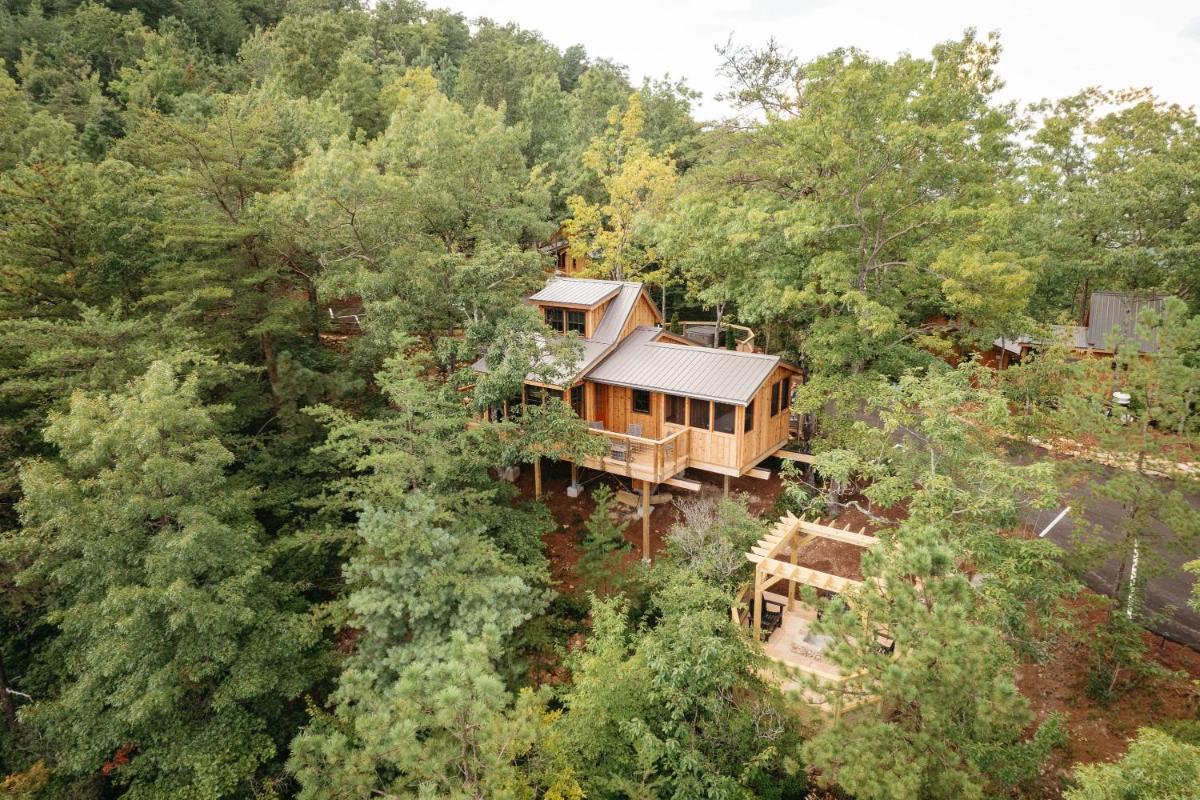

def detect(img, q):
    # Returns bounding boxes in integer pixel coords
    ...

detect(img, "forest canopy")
[0,2,1198,799]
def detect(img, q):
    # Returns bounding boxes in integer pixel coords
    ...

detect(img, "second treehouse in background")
[472,276,802,556]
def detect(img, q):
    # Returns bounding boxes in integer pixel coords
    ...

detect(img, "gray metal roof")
[586,327,782,405]
[528,278,622,308]
[472,280,648,385]
[590,283,644,344]
[1085,291,1165,353]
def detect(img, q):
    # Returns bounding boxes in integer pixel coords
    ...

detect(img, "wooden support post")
[533,457,542,500]
[723,474,731,497]
[641,479,652,561]
[788,529,799,612]
[752,566,764,639]
[570,461,579,487]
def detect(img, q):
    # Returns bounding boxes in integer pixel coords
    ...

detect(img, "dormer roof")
[528,278,622,309]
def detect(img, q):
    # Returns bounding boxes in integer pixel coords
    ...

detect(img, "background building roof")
[1085,291,1166,353]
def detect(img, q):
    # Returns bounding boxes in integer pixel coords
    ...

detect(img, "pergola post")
[641,479,652,561]
[787,528,798,612]
[533,456,542,500]
[752,565,764,638]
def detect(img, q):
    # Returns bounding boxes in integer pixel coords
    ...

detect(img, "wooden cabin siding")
[620,294,663,340]
[584,300,609,337]
[593,383,661,438]
[738,364,794,470]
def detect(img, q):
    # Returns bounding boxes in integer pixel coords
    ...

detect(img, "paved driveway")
[1024,463,1200,650]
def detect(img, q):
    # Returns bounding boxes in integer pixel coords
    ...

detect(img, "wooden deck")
[580,426,690,483]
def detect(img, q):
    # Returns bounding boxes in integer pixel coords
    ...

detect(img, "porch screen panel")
[713,403,736,434]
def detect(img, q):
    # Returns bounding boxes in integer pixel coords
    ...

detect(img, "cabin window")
[567,310,586,334]
[524,386,561,406]
[665,394,686,425]
[689,398,711,429]
[632,389,651,414]
[713,402,736,434]
[570,385,584,416]
[744,400,755,433]
[556,251,566,271]
[544,307,564,331]
[771,377,790,416]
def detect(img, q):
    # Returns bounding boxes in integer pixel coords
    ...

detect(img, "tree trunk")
[306,276,321,344]
[260,331,283,412]
[0,650,19,731]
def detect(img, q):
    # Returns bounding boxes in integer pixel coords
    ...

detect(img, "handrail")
[585,425,690,481]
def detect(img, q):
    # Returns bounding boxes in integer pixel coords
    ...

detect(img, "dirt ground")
[1019,596,1200,791]
[515,460,1200,787]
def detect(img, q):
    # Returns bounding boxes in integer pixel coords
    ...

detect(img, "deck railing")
[585,426,690,482]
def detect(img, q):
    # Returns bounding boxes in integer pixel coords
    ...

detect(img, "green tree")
[563,92,678,282]
[705,32,1028,373]
[801,526,1065,800]
[556,585,803,798]
[7,362,320,799]
[1021,90,1200,316]
[1065,727,1200,800]
[576,484,630,594]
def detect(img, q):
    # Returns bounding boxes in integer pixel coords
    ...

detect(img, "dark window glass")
[571,385,584,416]
[547,388,563,403]
[665,394,686,424]
[770,382,781,415]
[545,307,564,331]
[744,400,755,433]
[689,398,710,429]
[632,389,651,414]
[567,310,586,334]
[713,402,736,434]
[557,251,566,271]
[781,378,791,414]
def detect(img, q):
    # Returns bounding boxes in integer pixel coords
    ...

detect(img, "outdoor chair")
[627,423,643,437]
[745,597,784,639]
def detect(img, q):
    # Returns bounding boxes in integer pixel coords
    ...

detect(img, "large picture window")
[713,402,736,434]
[689,398,710,429]
[632,389,651,414]
[665,394,686,425]
[544,307,564,331]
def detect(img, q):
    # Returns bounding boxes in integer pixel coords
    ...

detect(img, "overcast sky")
[445,0,1200,121]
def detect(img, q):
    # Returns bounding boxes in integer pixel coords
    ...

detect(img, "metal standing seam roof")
[1085,291,1165,353]
[528,278,623,307]
[586,327,782,406]
[472,280,648,384]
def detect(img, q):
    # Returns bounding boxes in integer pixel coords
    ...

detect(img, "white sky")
[445,0,1200,121]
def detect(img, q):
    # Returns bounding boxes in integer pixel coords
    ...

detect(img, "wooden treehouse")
[472,277,802,555]
[732,514,888,721]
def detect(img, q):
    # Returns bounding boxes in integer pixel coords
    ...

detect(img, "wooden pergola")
[744,513,877,638]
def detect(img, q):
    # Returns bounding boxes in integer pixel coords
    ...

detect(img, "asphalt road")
[1023,458,1200,650]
